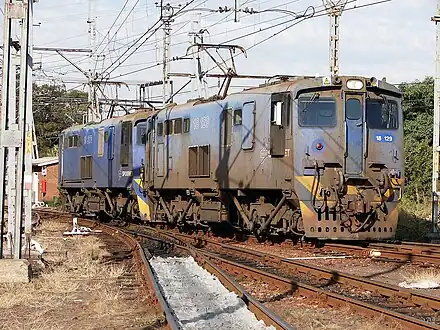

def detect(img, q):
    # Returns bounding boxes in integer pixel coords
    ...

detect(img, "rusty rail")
[324,242,440,265]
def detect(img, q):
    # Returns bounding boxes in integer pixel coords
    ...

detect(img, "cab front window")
[366,99,398,130]
[298,95,337,127]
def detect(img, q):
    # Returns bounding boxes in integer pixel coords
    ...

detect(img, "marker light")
[347,79,364,90]
[316,142,323,150]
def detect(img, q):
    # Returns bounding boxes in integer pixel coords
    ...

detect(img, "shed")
[32,156,59,203]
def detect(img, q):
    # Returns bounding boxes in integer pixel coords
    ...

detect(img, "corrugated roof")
[32,156,58,167]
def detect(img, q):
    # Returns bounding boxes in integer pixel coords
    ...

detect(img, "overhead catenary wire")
[35,0,395,100]
[93,0,132,56]
[37,0,302,71]
[98,0,205,79]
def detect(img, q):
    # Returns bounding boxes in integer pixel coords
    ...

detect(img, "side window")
[136,123,147,145]
[222,108,233,146]
[97,128,105,157]
[157,122,163,136]
[233,109,242,126]
[242,102,255,150]
[271,102,283,126]
[66,134,79,148]
[174,118,182,134]
[164,120,173,135]
[270,93,290,157]
[183,118,190,133]
[120,121,132,167]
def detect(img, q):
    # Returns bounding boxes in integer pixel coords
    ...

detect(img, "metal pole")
[7,49,18,256]
[432,4,440,233]
[234,0,240,23]
[88,0,99,121]
[329,13,340,77]
[23,0,34,256]
[15,0,32,259]
[324,0,347,77]
[0,0,13,258]
[161,2,173,107]
[190,13,202,99]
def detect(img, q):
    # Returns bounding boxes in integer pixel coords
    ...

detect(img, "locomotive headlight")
[347,79,364,90]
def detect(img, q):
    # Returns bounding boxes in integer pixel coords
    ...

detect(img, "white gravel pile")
[150,256,276,330]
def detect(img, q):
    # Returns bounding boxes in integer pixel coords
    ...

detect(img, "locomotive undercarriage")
[59,188,142,222]
[145,188,305,240]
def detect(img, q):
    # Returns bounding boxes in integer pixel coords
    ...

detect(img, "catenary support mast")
[0,0,35,259]
[432,2,440,234]
[323,0,347,77]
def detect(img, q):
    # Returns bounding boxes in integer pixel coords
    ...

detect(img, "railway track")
[144,228,440,330]
[323,242,440,266]
[33,209,291,330]
[32,209,440,329]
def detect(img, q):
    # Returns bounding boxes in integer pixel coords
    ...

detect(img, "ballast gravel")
[150,256,276,330]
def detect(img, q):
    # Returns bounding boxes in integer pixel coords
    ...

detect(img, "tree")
[399,77,434,203]
[33,84,88,157]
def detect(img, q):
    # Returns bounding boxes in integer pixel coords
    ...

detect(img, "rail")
[324,242,440,265]
[153,229,440,330]
[124,228,294,330]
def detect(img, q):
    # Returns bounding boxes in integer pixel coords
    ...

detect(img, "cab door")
[345,94,365,176]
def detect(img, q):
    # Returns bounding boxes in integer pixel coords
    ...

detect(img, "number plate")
[374,134,394,143]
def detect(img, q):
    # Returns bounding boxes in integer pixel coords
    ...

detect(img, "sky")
[6,0,435,103]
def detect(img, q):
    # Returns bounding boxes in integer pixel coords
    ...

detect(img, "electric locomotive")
[58,110,155,221]
[59,75,404,241]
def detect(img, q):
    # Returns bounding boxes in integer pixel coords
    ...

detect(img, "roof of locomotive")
[156,75,401,116]
[62,108,155,134]
[237,75,402,95]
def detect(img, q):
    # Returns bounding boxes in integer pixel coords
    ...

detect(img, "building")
[32,156,59,204]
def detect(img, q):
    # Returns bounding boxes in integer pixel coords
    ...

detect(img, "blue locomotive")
[59,75,404,240]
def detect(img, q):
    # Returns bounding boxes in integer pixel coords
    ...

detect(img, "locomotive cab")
[293,76,404,240]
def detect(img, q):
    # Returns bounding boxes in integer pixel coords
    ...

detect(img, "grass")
[0,219,161,330]
[396,198,431,241]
